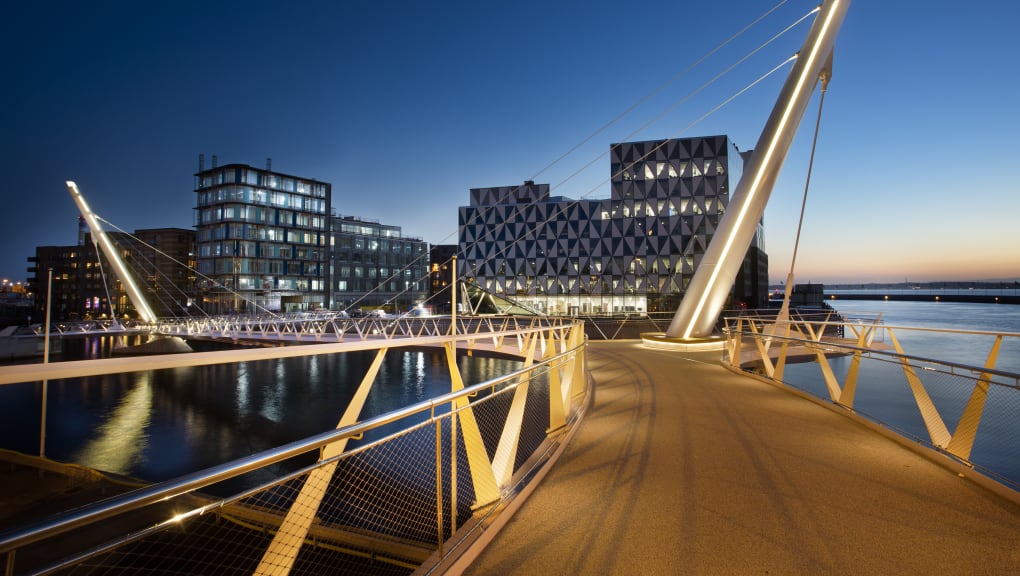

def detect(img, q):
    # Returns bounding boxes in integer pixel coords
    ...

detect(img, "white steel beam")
[667,0,850,339]
[66,181,158,324]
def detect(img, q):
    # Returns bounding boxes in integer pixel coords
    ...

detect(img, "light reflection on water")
[0,337,524,487]
[73,371,152,473]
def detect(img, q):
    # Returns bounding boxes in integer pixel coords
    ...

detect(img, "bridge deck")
[461,340,1020,575]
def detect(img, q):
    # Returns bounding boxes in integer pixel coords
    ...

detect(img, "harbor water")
[827,298,1020,373]
[0,337,525,489]
[782,298,1020,486]
[2,300,1017,490]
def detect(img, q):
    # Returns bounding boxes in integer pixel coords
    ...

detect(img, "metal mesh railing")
[0,324,588,576]
[722,315,1020,492]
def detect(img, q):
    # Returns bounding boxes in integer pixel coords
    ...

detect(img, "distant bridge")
[823,291,1020,305]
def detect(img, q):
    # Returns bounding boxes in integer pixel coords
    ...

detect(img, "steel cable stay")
[353,2,815,317]
[525,0,800,188]
[373,58,795,321]
[90,236,121,325]
[71,2,812,323]
[384,7,817,318]
[97,216,280,319]
[775,57,830,327]
[111,230,199,320]
[440,54,797,312]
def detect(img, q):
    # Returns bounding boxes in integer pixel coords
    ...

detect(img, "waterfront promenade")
[460,340,1020,575]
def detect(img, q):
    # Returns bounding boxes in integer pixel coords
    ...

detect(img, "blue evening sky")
[3,0,1018,286]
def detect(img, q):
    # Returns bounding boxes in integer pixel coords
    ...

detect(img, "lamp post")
[40,268,52,458]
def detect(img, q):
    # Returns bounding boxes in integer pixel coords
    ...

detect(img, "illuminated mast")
[665,0,850,340]
[66,181,158,324]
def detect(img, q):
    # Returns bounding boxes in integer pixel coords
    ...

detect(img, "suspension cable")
[89,2,810,320]
[779,60,830,319]
[91,238,119,322]
[367,7,814,315]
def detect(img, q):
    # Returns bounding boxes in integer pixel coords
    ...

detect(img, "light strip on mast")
[66,181,158,324]
[681,1,841,340]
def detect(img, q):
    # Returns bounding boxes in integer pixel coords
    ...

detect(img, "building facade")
[27,224,197,321]
[27,243,99,322]
[458,135,767,315]
[331,216,429,314]
[428,244,458,314]
[194,159,331,314]
[126,228,198,317]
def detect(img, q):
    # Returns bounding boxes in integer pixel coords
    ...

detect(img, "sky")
[3,0,1018,287]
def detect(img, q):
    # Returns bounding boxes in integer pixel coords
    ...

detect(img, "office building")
[27,222,197,321]
[458,135,767,315]
[428,244,458,314]
[124,228,198,317]
[331,215,429,314]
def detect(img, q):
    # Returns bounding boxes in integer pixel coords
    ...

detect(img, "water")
[827,299,1020,373]
[780,299,1020,486]
[0,335,523,487]
[5,302,1018,488]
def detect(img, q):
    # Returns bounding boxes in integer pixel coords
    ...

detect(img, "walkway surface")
[463,340,1020,575]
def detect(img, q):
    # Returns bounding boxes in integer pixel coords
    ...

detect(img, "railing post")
[547,329,566,433]
[40,268,52,459]
[435,417,444,555]
[450,409,458,536]
[444,341,500,508]
[254,347,390,576]
[946,335,1003,460]
[450,256,457,336]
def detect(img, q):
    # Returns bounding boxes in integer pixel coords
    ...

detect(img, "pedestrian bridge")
[2,314,1018,575]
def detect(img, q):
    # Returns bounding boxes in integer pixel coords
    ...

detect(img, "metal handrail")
[725,322,1020,386]
[722,314,1020,492]
[0,319,576,386]
[0,331,585,563]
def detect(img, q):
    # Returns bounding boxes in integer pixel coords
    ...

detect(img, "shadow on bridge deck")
[459,340,1020,575]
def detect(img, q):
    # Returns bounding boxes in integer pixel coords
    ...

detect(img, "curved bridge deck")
[462,341,1020,575]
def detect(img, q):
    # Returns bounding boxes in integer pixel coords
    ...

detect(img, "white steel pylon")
[665,0,850,340]
[66,181,159,324]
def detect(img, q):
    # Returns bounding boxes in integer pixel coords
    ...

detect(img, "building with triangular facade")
[457,135,767,315]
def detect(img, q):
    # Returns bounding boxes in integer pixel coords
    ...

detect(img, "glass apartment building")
[194,160,330,314]
[458,135,765,315]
